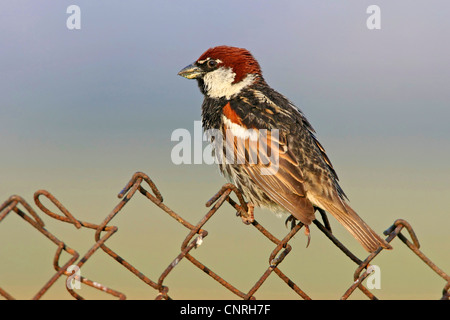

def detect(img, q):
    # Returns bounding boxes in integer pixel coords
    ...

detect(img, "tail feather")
[319,200,392,253]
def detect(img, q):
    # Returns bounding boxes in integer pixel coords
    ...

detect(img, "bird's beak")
[178,63,205,79]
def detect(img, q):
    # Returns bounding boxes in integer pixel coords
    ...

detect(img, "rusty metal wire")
[1,171,449,300]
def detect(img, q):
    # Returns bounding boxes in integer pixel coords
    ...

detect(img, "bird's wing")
[224,119,316,225]
[227,89,391,252]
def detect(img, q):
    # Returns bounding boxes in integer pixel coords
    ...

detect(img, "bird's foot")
[237,202,255,225]
[284,215,297,230]
[285,215,311,248]
[304,225,311,248]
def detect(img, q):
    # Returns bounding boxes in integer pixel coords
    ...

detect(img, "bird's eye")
[207,59,218,68]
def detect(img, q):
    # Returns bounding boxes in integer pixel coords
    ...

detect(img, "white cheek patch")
[203,67,256,99]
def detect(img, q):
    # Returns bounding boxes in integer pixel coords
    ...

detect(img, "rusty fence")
[0,171,449,300]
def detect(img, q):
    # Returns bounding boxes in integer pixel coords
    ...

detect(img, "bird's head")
[178,46,263,99]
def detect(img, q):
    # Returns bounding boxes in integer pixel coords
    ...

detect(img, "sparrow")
[178,45,391,253]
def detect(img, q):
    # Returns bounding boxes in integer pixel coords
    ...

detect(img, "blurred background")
[1,0,449,299]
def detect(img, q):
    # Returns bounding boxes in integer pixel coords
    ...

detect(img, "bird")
[178,45,391,253]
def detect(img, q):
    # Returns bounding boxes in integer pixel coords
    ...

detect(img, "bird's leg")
[315,207,332,233]
[238,202,254,225]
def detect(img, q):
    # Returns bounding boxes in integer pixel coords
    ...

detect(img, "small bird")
[178,45,391,253]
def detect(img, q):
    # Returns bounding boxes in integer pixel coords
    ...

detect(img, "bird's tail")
[320,201,392,253]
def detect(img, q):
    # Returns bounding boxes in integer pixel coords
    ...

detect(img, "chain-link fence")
[1,171,448,300]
